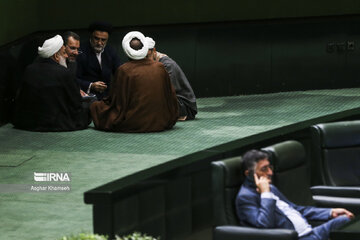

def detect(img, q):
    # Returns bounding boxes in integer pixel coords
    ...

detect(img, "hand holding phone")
[247,169,255,183]
[254,173,271,193]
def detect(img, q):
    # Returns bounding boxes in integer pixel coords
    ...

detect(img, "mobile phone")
[247,167,256,183]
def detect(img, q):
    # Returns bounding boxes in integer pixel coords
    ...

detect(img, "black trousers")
[178,98,197,120]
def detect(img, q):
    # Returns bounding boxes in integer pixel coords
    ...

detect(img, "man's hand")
[254,173,270,193]
[91,81,107,93]
[155,51,167,61]
[80,89,88,97]
[178,116,187,121]
[331,208,354,219]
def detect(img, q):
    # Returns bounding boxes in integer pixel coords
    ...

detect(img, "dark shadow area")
[0,49,16,125]
[1,15,360,122]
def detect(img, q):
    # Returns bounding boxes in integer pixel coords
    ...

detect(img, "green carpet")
[1,88,360,240]
[0,153,34,167]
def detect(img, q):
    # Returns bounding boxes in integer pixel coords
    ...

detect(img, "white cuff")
[261,192,276,199]
[87,83,93,94]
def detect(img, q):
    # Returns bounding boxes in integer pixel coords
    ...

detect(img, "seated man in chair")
[236,150,354,240]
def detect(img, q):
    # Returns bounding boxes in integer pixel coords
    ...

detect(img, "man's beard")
[90,39,106,53]
[59,56,67,68]
[68,56,76,63]
[93,45,105,53]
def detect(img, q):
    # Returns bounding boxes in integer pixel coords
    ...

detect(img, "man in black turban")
[76,21,121,100]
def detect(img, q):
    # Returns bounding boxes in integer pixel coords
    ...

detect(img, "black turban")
[89,21,113,35]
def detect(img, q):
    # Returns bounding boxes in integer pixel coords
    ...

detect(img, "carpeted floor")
[1,88,360,240]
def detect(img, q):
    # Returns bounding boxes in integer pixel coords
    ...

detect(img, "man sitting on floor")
[76,22,121,100]
[62,31,81,64]
[145,37,197,120]
[236,149,354,240]
[62,31,88,97]
[12,35,90,131]
[90,31,178,133]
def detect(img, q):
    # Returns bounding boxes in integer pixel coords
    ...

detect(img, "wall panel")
[3,1,360,46]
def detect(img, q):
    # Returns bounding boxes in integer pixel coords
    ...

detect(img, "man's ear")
[146,49,151,58]
[154,48,160,61]
[244,169,249,176]
[53,52,60,62]
[51,54,57,63]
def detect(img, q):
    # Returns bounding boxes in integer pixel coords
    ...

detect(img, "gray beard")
[90,39,106,53]
[93,45,105,53]
[59,56,67,68]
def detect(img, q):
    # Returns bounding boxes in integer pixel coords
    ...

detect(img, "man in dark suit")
[236,150,354,240]
[76,22,121,99]
[63,31,81,64]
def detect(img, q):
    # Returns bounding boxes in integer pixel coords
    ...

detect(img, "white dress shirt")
[261,192,313,237]
[87,50,104,94]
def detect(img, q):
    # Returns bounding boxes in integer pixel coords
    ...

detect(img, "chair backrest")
[311,120,360,186]
[211,156,244,226]
[262,140,314,206]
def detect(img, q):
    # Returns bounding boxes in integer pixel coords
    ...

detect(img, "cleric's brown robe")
[90,58,179,132]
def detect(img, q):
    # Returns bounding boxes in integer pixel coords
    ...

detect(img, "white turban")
[38,35,64,58]
[145,37,155,49]
[122,31,148,60]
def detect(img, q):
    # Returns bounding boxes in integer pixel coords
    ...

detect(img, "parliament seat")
[310,121,360,213]
[262,140,314,206]
[211,156,297,240]
[262,140,328,226]
[311,121,360,187]
[263,139,360,215]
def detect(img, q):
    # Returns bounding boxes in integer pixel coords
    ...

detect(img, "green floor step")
[1,88,360,239]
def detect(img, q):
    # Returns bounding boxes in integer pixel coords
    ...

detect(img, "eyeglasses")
[259,165,273,173]
[66,45,82,54]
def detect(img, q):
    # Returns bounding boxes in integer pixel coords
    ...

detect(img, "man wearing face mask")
[12,35,90,131]
[76,22,121,100]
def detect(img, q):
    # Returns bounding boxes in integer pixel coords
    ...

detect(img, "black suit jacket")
[76,42,121,99]
[235,179,331,229]
[13,58,90,131]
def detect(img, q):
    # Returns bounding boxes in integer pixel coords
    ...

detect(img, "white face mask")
[59,55,67,68]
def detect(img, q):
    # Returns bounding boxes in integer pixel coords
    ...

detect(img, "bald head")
[130,38,143,50]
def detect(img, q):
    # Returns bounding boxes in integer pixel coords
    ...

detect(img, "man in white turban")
[38,34,67,68]
[122,31,149,60]
[90,31,179,133]
[12,35,90,131]
[145,36,198,121]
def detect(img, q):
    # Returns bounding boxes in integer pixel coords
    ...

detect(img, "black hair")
[242,149,269,172]
[62,31,80,45]
[89,21,113,35]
